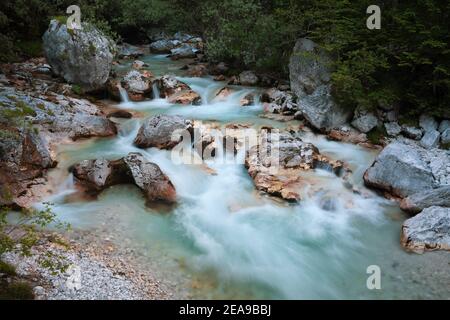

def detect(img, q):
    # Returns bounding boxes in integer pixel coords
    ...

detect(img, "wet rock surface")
[72,152,176,204]
[156,75,201,105]
[134,114,193,149]
[401,206,450,253]
[245,130,346,202]
[400,186,450,214]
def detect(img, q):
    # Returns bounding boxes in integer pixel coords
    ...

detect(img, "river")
[36,54,450,299]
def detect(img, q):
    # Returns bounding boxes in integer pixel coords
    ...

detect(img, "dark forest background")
[1,0,449,117]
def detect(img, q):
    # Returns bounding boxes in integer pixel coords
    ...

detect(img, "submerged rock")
[107,110,133,119]
[401,206,450,253]
[214,87,234,101]
[364,139,449,198]
[134,115,193,149]
[289,38,350,131]
[400,186,450,214]
[72,153,176,204]
[42,20,115,91]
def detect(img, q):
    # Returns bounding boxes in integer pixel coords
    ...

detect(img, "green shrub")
[367,126,387,145]
[0,281,35,300]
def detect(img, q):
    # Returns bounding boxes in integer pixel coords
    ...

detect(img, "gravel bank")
[2,232,175,300]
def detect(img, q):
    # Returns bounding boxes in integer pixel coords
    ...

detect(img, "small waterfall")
[118,84,130,103]
[152,83,160,99]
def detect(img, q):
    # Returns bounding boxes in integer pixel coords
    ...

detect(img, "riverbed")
[37,54,449,299]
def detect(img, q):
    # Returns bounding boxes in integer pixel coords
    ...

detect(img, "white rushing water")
[40,55,449,299]
[118,84,130,103]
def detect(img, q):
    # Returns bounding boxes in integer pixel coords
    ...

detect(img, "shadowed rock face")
[0,86,116,208]
[401,206,450,253]
[364,139,449,198]
[245,130,347,202]
[72,153,176,204]
[289,38,350,131]
[400,186,450,214]
[134,115,193,150]
[43,20,115,92]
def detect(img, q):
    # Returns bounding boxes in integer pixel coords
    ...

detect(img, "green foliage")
[0,99,37,133]
[0,281,34,300]
[0,204,71,275]
[366,126,386,145]
[71,84,83,95]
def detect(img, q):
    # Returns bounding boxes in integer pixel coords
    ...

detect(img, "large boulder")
[401,206,450,253]
[72,153,176,204]
[43,20,115,91]
[123,153,176,203]
[364,139,449,198]
[289,38,350,131]
[400,186,450,214]
[134,115,193,149]
[156,75,201,105]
